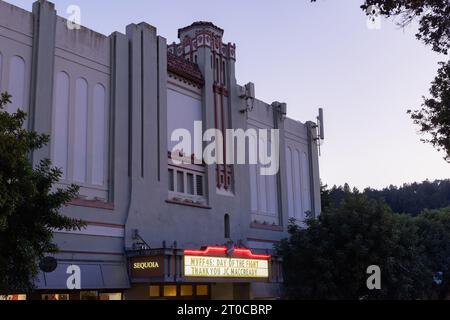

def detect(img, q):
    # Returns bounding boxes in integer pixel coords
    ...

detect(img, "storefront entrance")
[125,283,210,300]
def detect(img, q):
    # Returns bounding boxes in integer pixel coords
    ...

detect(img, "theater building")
[0,0,321,300]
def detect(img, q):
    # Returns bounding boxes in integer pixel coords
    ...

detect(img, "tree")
[320,182,331,211]
[0,92,84,293]
[361,1,450,55]
[276,193,434,300]
[326,180,450,215]
[408,61,450,162]
[361,0,450,161]
[414,207,450,299]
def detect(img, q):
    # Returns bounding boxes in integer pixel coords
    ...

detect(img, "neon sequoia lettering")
[133,261,160,270]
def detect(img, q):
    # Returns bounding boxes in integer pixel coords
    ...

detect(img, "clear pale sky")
[8,0,449,189]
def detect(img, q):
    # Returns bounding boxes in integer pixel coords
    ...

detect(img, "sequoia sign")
[130,256,165,278]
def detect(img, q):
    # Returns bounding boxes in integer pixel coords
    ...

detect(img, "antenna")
[271,101,287,120]
[317,108,324,140]
[314,108,325,156]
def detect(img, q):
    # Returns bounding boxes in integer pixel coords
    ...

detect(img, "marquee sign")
[183,246,270,279]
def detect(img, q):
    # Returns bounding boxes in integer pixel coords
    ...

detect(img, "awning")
[35,261,129,290]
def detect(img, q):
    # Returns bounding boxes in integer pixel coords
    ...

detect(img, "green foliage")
[328,180,450,216]
[414,207,450,299]
[0,92,84,293]
[361,0,450,55]
[277,194,426,299]
[277,191,450,300]
[320,182,331,211]
[360,0,450,161]
[408,61,450,162]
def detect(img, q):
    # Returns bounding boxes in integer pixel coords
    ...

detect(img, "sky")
[8,0,449,190]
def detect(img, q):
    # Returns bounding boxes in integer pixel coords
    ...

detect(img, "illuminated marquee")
[184,246,270,279]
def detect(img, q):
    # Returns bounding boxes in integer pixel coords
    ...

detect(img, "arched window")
[8,55,26,114]
[73,77,88,183]
[92,83,106,186]
[53,71,70,179]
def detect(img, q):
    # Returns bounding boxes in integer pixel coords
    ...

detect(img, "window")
[187,173,194,195]
[99,293,122,301]
[180,285,193,296]
[41,294,69,301]
[8,56,26,115]
[148,284,208,299]
[0,295,26,301]
[164,285,177,297]
[168,169,174,191]
[196,285,209,296]
[196,175,204,196]
[80,291,98,300]
[149,285,160,297]
[53,71,69,180]
[168,166,207,205]
[176,171,184,193]
[177,171,184,193]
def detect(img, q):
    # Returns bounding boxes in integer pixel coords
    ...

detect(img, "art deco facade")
[0,0,321,300]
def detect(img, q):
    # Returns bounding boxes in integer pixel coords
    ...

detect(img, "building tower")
[168,22,237,192]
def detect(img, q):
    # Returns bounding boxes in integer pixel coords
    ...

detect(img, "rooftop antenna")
[318,108,325,140]
[315,108,325,156]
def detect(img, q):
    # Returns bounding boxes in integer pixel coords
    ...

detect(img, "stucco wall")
[0,1,33,125]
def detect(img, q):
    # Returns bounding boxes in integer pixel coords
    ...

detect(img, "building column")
[126,22,166,184]
[274,109,289,227]
[109,31,129,205]
[30,0,57,165]
[124,22,168,249]
[195,46,217,200]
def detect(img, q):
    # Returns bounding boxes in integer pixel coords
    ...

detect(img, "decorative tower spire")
[167,21,236,63]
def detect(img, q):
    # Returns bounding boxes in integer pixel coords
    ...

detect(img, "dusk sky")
[8,0,449,189]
